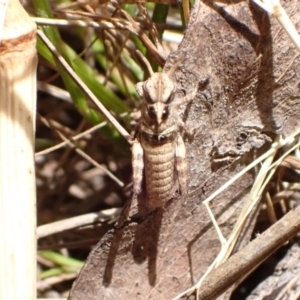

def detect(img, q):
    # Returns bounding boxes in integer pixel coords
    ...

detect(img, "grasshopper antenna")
[135,50,154,77]
[166,60,183,76]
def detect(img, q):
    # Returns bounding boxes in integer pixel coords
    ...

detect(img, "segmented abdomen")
[142,138,176,208]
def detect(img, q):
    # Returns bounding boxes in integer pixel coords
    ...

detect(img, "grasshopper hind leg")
[175,134,187,196]
[132,137,144,198]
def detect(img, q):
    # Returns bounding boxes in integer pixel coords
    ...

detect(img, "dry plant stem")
[189,205,300,300]
[0,0,9,41]
[135,49,154,75]
[35,121,107,156]
[137,4,165,57]
[193,154,272,294]
[37,213,100,239]
[32,17,130,29]
[252,0,300,51]
[37,81,72,102]
[33,14,166,66]
[199,131,300,216]
[58,130,124,186]
[0,0,37,299]
[40,273,78,287]
[274,271,300,300]
[102,31,129,87]
[39,116,124,186]
[175,130,300,299]
[281,155,300,169]
[37,208,120,239]
[292,279,300,300]
[37,30,131,142]
[109,2,167,64]
[265,192,277,223]
[35,113,128,157]
[32,16,155,32]
[182,0,190,25]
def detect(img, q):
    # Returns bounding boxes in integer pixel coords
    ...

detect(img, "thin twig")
[37,29,131,142]
[35,112,129,156]
[110,1,166,66]
[35,121,106,156]
[37,208,120,239]
[176,205,300,300]
[34,14,166,66]
[39,116,124,187]
[176,129,300,299]
[252,0,300,51]
[198,205,300,300]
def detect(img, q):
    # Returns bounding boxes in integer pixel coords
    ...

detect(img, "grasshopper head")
[137,73,176,125]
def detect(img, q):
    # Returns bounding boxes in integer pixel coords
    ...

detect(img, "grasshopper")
[132,63,197,209]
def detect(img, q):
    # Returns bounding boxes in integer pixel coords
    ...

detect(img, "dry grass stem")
[33,10,166,66]
[252,0,300,51]
[37,213,100,239]
[0,0,37,299]
[111,1,167,65]
[35,121,107,156]
[274,271,300,300]
[175,128,300,299]
[37,209,120,239]
[39,116,124,186]
[193,205,300,300]
[37,29,131,141]
[37,81,72,102]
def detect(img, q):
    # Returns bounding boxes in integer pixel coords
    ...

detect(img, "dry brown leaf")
[69,0,300,299]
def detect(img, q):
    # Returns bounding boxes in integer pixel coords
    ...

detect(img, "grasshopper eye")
[161,107,169,120]
[158,134,167,142]
[147,106,156,119]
